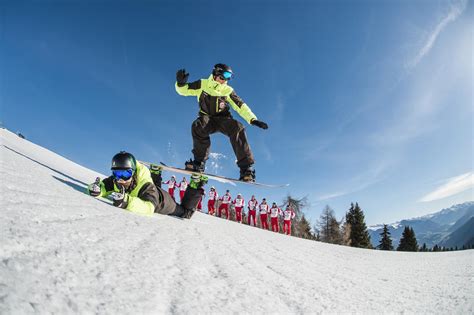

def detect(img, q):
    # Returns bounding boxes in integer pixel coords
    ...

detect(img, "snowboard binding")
[239,165,256,182]
[185,159,206,173]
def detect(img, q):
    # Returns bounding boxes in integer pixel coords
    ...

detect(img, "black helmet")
[111,151,137,172]
[212,63,233,79]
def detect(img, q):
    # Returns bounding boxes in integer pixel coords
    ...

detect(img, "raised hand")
[88,177,101,197]
[176,69,189,86]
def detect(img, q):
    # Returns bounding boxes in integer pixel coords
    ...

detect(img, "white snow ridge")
[0,129,472,314]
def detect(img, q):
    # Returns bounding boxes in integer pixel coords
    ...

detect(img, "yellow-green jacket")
[175,75,257,124]
[91,163,160,216]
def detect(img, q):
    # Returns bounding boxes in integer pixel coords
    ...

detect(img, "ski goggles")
[112,168,133,181]
[219,71,233,81]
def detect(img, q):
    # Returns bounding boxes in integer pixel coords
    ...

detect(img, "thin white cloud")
[316,191,349,201]
[259,139,273,162]
[406,0,467,70]
[167,141,178,162]
[314,159,390,202]
[419,172,474,202]
[271,94,285,122]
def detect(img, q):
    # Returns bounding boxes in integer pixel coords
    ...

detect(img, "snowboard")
[139,161,289,188]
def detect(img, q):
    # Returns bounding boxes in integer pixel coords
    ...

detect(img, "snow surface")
[1,129,473,314]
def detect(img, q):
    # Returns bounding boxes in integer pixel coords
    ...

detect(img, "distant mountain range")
[369,202,474,249]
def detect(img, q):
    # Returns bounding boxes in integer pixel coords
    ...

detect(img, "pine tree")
[377,224,393,250]
[319,205,332,243]
[312,225,321,241]
[410,227,419,251]
[345,203,372,248]
[397,226,419,252]
[329,216,343,244]
[421,243,428,252]
[341,221,351,246]
[318,205,342,244]
[298,215,314,239]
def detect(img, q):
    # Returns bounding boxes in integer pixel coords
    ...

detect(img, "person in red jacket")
[207,186,218,215]
[247,195,258,227]
[283,205,296,235]
[258,198,269,230]
[163,175,177,201]
[269,202,282,233]
[233,193,245,223]
[176,177,188,202]
[218,190,232,219]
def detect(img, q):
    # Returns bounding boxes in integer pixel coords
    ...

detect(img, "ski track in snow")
[0,129,473,314]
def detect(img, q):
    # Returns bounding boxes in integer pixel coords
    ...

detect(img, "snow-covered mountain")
[1,128,472,314]
[440,217,474,248]
[369,202,474,248]
[422,202,474,226]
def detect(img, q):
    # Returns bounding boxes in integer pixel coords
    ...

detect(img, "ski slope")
[0,129,472,314]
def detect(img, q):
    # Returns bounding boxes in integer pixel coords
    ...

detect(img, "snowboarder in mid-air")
[87,151,207,219]
[175,63,269,182]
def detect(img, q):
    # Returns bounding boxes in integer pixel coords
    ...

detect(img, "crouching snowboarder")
[87,151,207,219]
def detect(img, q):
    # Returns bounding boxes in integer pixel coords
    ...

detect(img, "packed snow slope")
[1,129,473,314]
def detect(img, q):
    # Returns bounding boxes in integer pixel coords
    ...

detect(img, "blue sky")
[1,0,472,226]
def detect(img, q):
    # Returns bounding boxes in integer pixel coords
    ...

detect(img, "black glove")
[111,185,129,209]
[176,69,189,87]
[251,119,268,130]
[88,177,101,197]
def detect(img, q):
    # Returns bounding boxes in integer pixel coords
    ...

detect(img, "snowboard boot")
[239,165,256,182]
[180,173,208,219]
[189,173,208,189]
[149,164,163,174]
[184,159,206,173]
[149,164,163,188]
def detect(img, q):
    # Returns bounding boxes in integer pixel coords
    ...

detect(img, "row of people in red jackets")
[163,176,296,235]
[207,186,296,235]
